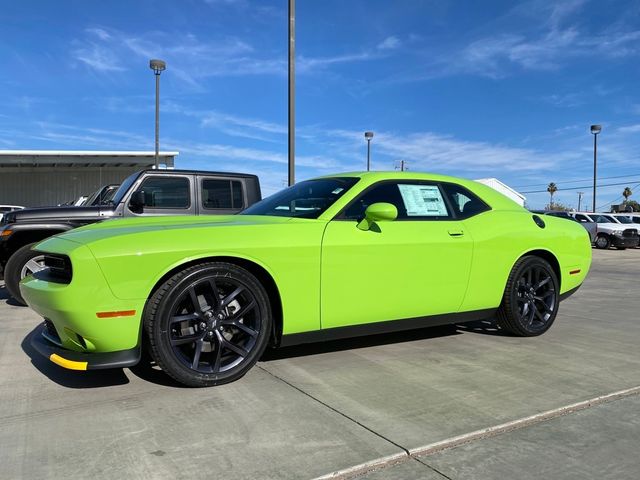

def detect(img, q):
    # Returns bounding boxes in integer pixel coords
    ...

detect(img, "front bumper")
[31,323,140,370]
[20,238,146,353]
[610,235,639,248]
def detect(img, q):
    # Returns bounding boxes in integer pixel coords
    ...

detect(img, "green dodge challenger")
[21,172,591,387]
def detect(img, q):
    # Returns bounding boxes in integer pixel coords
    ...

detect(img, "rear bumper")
[31,323,140,370]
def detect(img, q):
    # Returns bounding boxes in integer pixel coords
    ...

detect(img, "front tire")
[496,256,559,337]
[594,234,610,249]
[4,242,46,306]
[144,262,272,387]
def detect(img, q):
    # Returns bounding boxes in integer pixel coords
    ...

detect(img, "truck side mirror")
[129,190,145,213]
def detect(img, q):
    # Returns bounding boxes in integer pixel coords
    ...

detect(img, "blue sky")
[1,0,639,209]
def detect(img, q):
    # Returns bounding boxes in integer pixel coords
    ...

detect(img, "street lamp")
[150,59,166,169]
[590,124,602,212]
[364,131,374,171]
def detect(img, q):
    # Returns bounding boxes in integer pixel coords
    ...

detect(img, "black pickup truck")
[0,169,261,304]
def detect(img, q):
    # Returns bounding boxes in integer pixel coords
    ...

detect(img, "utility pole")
[288,0,295,186]
[395,160,408,171]
[577,192,584,211]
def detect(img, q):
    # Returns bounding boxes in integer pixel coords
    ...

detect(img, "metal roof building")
[0,150,178,207]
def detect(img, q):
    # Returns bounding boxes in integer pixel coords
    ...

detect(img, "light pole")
[590,124,601,212]
[577,191,584,211]
[288,0,295,186]
[364,131,374,171]
[150,59,166,169]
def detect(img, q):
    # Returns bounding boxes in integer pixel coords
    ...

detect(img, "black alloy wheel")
[497,256,559,336]
[145,262,272,387]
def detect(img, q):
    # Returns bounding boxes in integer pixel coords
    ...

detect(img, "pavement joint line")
[411,456,454,480]
[408,384,640,458]
[311,385,640,480]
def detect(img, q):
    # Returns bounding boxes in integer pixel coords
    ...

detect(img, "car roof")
[141,169,258,179]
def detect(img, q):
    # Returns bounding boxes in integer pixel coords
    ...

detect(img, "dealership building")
[0,150,178,207]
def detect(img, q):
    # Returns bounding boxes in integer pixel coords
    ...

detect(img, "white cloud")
[73,44,126,72]
[617,124,640,134]
[377,36,401,51]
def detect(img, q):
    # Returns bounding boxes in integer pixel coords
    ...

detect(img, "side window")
[137,176,190,209]
[343,182,451,220]
[441,183,490,219]
[574,214,589,222]
[201,179,244,210]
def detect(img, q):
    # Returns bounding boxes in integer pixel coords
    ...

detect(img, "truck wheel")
[496,256,559,337]
[594,234,610,249]
[4,243,46,306]
[144,262,272,387]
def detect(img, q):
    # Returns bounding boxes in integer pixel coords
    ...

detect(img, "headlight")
[613,231,623,237]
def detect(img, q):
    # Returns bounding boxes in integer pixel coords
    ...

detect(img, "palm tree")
[547,182,558,209]
[623,187,632,203]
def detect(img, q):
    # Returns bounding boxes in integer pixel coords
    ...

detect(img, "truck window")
[201,179,244,209]
[138,176,190,209]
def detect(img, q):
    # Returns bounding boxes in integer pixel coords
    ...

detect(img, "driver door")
[320,180,473,329]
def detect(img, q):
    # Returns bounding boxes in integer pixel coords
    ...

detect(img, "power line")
[512,172,640,189]
[596,182,640,211]
[521,179,640,194]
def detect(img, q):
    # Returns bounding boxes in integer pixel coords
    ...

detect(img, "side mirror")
[129,190,145,213]
[357,202,398,231]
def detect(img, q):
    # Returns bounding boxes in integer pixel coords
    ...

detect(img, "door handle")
[448,229,464,237]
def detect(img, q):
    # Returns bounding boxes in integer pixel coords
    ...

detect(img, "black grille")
[623,229,638,238]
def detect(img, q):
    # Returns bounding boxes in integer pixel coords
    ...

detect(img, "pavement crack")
[257,365,410,456]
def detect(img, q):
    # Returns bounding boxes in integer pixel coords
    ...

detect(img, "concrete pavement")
[1,249,639,479]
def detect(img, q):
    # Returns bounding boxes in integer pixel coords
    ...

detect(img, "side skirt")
[279,308,497,348]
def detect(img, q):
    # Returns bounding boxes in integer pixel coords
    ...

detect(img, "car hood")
[2,205,108,224]
[54,214,300,245]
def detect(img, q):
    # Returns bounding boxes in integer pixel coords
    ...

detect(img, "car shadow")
[21,327,130,388]
[261,324,462,361]
[454,318,511,336]
[0,284,26,307]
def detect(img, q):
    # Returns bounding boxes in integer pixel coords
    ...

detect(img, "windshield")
[241,177,359,218]
[111,172,142,206]
[592,215,616,224]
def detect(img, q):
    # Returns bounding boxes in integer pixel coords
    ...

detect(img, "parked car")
[83,184,120,206]
[0,169,261,304]
[22,172,591,387]
[0,205,24,223]
[530,210,596,243]
[572,212,640,249]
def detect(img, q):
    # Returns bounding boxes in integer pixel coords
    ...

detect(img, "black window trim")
[333,179,491,222]
[199,177,246,211]
[134,175,192,210]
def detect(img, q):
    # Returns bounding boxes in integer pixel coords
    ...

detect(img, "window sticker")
[398,184,448,216]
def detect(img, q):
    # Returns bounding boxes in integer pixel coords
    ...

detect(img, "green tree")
[547,182,558,209]
[623,187,632,202]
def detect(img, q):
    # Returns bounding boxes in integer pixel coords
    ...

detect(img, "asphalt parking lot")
[1,249,639,480]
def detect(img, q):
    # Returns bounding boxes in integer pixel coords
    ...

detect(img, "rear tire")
[4,243,46,306]
[144,262,272,387]
[496,256,559,337]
